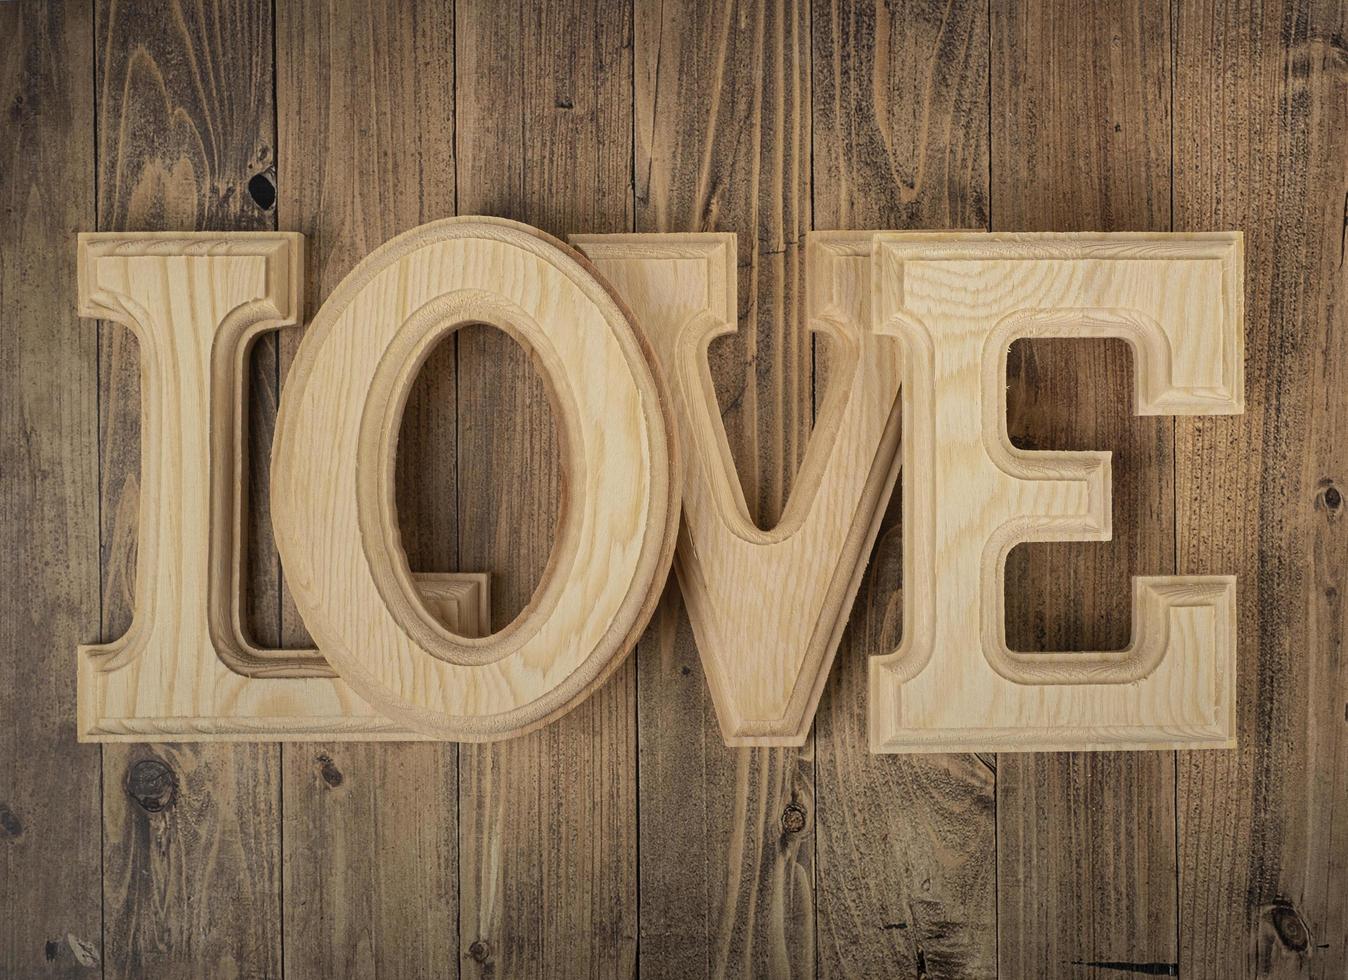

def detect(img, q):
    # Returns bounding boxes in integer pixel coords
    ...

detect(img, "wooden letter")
[76,233,489,740]
[576,233,903,745]
[272,218,679,740]
[868,232,1243,752]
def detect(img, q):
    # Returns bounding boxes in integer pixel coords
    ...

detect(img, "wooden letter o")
[272,217,679,740]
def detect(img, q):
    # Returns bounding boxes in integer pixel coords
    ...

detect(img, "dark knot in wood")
[0,803,21,839]
[247,170,277,211]
[317,753,344,788]
[125,758,178,813]
[1270,901,1311,952]
[1316,479,1342,518]
[780,802,808,834]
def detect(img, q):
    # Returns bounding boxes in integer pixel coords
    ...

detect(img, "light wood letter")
[76,233,490,740]
[272,218,679,740]
[869,232,1243,753]
[576,233,903,745]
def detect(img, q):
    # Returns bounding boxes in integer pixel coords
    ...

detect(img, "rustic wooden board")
[5,1,1348,976]
[453,0,640,975]
[989,3,1189,977]
[631,0,817,974]
[811,2,997,974]
[0,3,103,976]
[1175,1,1348,975]
[92,0,283,975]
[274,3,462,975]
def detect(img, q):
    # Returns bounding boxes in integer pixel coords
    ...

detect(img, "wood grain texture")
[990,2,1184,975]
[75,231,491,740]
[282,741,459,978]
[102,743,283,975]
[274,3,461,975]
[1175,2,1348,977]
[576,233,902,747]
[454,0,640,975]
[73,225,1235,751]
[633,0,816,973]
[6,2,1348,976]
[810,3,996,974]
[93,0,282,974]
[0,2,102,976]
[870,232,1242,752]
[272,217,677,738]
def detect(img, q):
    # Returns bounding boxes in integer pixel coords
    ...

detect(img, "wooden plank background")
[1,0,1343,977]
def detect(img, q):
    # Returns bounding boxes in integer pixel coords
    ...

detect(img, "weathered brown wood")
[275,1,460,975]
[0,2,102,975]
[8,2,1348,976]
[633,0,815,974]
[102,744,282,975]
[811,0,995,974]
[991,1,1181,976]
[454,0,638,975]
[282,743,457,977]
[93,1,282,975]
[1175,2,1347,976]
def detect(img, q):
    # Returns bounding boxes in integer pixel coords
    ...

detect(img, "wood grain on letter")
[271,217,678,741]
[577,232,901,746]
[870,232,1243,753]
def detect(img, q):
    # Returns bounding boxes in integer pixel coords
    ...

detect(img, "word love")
[76,219,1243,753]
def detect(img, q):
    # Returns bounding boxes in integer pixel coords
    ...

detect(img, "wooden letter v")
[576,233,902,745]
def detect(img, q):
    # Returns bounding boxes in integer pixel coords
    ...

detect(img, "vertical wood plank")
[1175,1,1347,976]
[990,2,1181,976]
[811,1,996,976]
[0,2,102,976]
[454,1,638,975]
[275,3,460,977]
[633,2,816,975]
[94,1,283,976]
